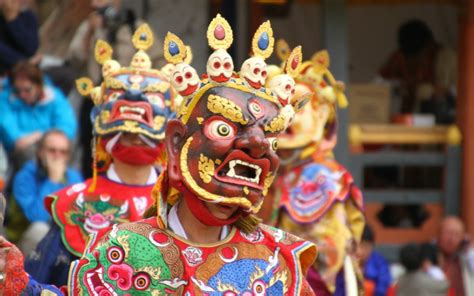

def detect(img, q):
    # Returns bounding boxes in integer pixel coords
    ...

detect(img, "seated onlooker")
[420,243,446,281]
[358,224,392,296]
[378,19,456,123]
[0,61,77,169]
[396,243,449,296]
[0,0,39,75]
[12,130,82,255]
[437,216,474,296]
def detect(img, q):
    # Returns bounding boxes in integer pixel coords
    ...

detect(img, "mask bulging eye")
[107,246,124,264]
[268,137,278,151]
[108,92,121,102]
[253,67,261,75]
[224,62,232,70]
[205,118,236,140]
[133,273,151,290]
[248,100,264,119]
[253,280,266,296]
[213,61,221,69]
[147,94,165,108]
[218,124,230,136]
[185,72,193,79]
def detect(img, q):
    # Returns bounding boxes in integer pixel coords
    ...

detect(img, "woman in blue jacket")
[0,61,77,168]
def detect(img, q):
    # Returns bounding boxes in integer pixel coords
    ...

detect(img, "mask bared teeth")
[225,160,262,184]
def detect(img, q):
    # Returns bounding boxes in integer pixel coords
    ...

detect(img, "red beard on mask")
[170,178,242,226]
[111,142,163,165]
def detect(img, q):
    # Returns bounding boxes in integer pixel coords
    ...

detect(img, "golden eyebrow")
[207,94,249,125]
[143,82,170,93]
[264,112,286,133]
[104,77,127,90]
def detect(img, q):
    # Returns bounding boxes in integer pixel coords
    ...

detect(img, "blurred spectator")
[0,61,77,169]
[67,0,164,178]
[379,19,456,123]
[396,243,449,296]
[0,0,39,75]
[359,224,392,296]
[420,243,446,281]
[12,130,82,255]
[24,132,160,286]
[67,0,164,83]
[437,216,474,296]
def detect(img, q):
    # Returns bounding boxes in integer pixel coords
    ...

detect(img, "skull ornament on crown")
[75,24,176,190]
[239,21,274,90]
[158,14,311,231]
[207,49,233,83]
[267,46,304,107]
[205,16,234,83]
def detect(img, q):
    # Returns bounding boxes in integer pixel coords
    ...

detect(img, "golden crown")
[163,14,311,127]
[274,39,348,108]
[75,23,169,106]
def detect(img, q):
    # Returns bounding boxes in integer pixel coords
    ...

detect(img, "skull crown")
[163,13,311,127]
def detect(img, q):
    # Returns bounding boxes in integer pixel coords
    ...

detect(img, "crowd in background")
[0,0,471,295]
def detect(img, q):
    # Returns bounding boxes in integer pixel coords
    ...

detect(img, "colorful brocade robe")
[275,154,365,293]
[45,175,155,257]
[68,218,317,295]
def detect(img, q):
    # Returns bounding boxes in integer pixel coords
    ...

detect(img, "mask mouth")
[110,101,153,126]
[214,150,270,190]
[84,218,111,233]
[294,190,324,208]
[244,76,263,89]
[211,73,230,82]
[224,160,261,184]
[84,251,118,296]
[180,83,198,96]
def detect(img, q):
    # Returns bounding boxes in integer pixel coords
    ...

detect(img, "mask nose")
[234,126,269,159]
[123,89,147,102]
[107,263,134,290]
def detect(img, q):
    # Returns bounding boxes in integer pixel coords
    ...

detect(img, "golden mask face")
[277,82,332,150]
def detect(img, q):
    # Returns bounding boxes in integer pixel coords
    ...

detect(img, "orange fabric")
[364,279,375,296]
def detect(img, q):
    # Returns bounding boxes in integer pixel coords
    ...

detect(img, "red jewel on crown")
[214,25,225,40]
[291,56,299,70]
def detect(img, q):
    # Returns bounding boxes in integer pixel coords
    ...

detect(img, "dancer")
[0,17,316,295]
[264,40,365,295]
[23,23,176,288]
[67,15,316,295]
